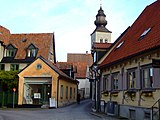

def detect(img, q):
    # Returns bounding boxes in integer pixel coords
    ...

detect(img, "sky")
[0,0,157,62]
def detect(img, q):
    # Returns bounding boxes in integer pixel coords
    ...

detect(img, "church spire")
[94,6,107,27]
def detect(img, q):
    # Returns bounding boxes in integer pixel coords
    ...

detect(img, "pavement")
[90,111,128,120]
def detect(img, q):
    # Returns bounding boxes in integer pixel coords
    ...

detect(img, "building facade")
[18,56,78,108]
[99,1,160,119]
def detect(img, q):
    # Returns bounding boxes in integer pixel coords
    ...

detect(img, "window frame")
[142,66,153,89]
[102,74,109,91]
[66,86,68,99]
[70,87,72,99]
[112,73,119,90]
[0,64,5,70]
[60,85,64,99]
[10,64,19,71]
[6,44,17,57]
[127,68,137,90]
[27,44,38,58]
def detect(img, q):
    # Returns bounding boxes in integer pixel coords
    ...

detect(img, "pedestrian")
[77,93,81,104]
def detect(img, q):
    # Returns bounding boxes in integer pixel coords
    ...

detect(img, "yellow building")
[98,1,160,120]
[18,56,78,108]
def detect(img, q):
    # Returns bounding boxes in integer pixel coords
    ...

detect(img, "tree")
[0,71,18,91]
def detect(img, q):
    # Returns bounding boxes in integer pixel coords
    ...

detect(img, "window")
[116,41,124,49]
[112,73,119,90]
[142,67,153,88]
[27,44,38,57]
[10,64,19,71]
[100,39,103,43]
[60,85,64,99]
[70,87,72,98]
[105,39,108,43]
[140,28,151,38]
[103,75,109,91]
[0,64,5,70]
[6,44,16,57]
[128,70,136,89]
[66,86,68,99]
[74,88,75,99]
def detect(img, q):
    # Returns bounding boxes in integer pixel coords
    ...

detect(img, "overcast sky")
[0,0,156,61]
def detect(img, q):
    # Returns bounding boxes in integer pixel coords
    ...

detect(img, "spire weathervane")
[100,0,102,7]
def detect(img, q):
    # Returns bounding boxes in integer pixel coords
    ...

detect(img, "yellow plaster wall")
[101,50,160,108]
[18,58,59,105]
[58,79,77,107]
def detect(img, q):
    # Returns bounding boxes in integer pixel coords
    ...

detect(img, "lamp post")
[89,65,101,112]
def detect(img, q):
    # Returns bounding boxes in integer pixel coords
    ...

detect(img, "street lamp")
[89,64,101,112]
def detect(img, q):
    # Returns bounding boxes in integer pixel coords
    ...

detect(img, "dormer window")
[27,44,38,57]
[6,44,17,57]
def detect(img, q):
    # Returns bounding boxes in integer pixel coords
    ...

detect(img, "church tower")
[91,4,112,63]
[91,5,112,47]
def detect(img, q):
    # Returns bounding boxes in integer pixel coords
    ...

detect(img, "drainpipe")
[57,77,60,108]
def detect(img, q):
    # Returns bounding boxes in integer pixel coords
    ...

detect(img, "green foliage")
[0,71,19,91]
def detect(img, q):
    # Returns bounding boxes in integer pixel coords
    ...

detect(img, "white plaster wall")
[77,78,90,98]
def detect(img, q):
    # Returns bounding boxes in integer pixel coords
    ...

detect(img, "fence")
[0,91,18,108]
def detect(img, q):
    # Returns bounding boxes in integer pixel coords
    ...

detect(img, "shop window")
[60,85,64,99]
[128,69,136,89]
[10,64,19,71]
[142,67,153,88]
[112,73,119,90]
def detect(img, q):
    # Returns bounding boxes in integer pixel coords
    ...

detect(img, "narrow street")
[0,99,105,120]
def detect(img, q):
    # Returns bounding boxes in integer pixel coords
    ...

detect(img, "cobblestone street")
[0,99,125,120]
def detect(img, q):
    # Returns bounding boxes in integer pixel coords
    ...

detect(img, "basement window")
[140,28,151,39]
[116,41,124,49]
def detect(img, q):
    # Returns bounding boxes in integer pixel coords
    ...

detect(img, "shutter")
[108,75,112,91]
[153,68,160,88]
[136,68,141,89]
[123,72,127,90]
[118,73,123,90]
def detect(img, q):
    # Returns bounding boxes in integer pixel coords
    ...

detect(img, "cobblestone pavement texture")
[0,99,127,120]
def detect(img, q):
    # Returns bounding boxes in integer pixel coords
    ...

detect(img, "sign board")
[13,88,16,92]
[49,98,56,108]
[34,93,41,99]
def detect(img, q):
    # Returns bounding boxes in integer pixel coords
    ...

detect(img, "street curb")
[90,111,107,118]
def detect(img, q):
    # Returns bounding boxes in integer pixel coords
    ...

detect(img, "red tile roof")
[100,0,160,68]
[67,53,93,67]
[93,42,112,49]
[0,26,55,61]
[56,62,77,72]
[57,62,87,79]
[73,62,87,79]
